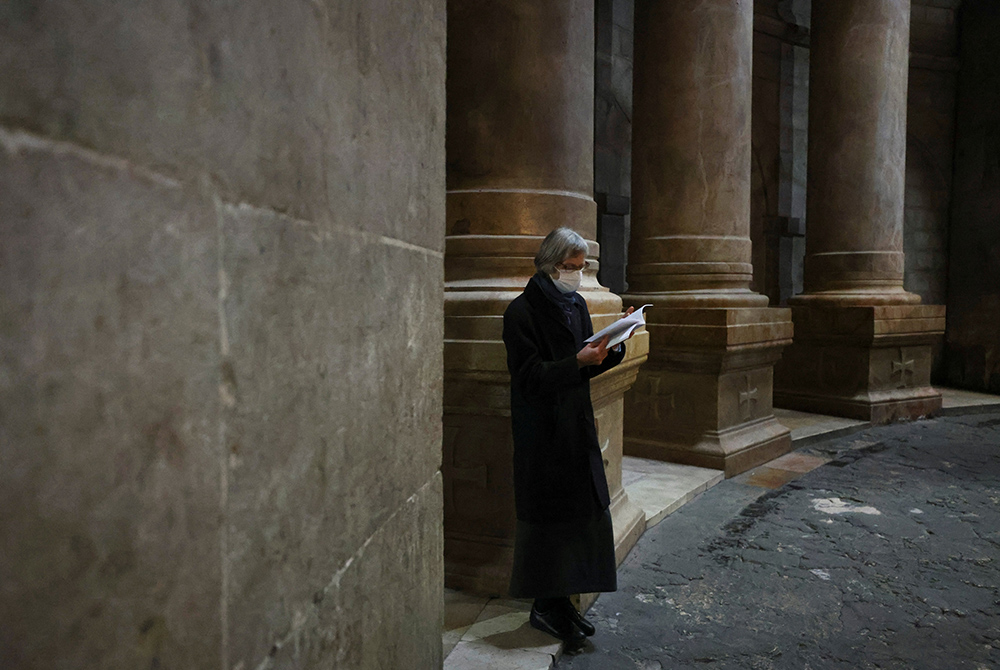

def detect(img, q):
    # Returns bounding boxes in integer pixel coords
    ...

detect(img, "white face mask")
[553,268,583,294]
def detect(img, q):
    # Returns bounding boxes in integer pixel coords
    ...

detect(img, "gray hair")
[534,227,588,275]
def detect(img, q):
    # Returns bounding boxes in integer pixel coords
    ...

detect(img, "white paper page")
[585,304,652,348]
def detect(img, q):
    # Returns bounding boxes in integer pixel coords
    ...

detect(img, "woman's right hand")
[577,336,610,368]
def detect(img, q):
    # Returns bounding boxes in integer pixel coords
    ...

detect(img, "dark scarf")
[532,272,585,349]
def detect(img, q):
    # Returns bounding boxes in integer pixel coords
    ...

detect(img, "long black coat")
[502,275,626,525]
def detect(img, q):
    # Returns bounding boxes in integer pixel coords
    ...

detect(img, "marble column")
[443,0,647,595]
[623,0,794,477]
[773,0,945,422]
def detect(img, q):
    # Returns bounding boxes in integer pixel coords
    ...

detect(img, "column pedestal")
[774,304,945,423]
[623,306,793,477]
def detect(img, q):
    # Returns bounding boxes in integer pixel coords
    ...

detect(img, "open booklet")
[585,304,652,348]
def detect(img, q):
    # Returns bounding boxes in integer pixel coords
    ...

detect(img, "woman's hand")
[577,335,610,368]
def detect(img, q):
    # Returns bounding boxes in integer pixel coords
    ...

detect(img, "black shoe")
[529,604,586,643]
[559,600,596,637]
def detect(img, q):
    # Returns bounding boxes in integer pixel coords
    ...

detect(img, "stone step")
[621,458,724,528]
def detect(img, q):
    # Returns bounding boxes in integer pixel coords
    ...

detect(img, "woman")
[502,227,634,644]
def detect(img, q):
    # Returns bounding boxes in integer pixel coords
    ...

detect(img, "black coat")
[502,275,626,525]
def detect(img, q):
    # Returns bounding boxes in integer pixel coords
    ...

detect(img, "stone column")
[623,0,794,476]
[443,0,647,595]
[773,0,945,422]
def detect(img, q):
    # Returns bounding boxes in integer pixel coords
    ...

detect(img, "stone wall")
[0,2,445,668]
[905,0,961,380]
[595,0,635,294]
[945,0,1000,392]
[904,0,960,310]
[751,0,809,305]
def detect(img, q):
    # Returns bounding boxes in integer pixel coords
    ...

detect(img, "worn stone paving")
[558,413,1000,670]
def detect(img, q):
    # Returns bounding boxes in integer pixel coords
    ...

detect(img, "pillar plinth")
[774,0,945,421]
[443,0,645,595]
[774,305,945,422]
[624,307,793,477]
[624,0,792,477]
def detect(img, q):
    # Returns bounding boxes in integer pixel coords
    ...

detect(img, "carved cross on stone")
[636,375,674,422]
[739,374,759,420]
[892,349,915,388]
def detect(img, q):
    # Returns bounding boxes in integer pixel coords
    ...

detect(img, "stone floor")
[559,410,1000,669]
[443,592,560,669]
[620,459,723,528]
[442,387,1000,669]
[772,407,868,446]
[939,386,1000,414]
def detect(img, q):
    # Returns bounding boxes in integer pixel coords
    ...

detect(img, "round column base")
[788,288,922,307]
[623,289,770,309]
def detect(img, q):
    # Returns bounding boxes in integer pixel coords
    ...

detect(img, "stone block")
[443,406,517,595]
[259,474,444,670]
[625,366,792,477]
[775,304,945,422]
[0,131,447,667]
[616,27,634,60]
[597,214,627,294]
[623,307,794,477]
[591,358,647,566]
[219,202,443,657]
[0,130,221,668]
[644,306,794,352]
[611,56,635,115]
[596,0,614,54]
[0,0,446,252]
[613,0,634,29]
[925,7,955,26]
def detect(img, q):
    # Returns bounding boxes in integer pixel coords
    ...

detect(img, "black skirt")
[508,508,617,599]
